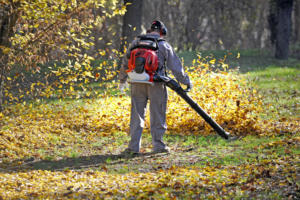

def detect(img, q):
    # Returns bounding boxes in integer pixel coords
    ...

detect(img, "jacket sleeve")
[119,39,138,84]
[160,41,191,85]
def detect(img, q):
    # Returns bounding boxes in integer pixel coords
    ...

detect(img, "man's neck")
[149,31,159,35]
[148,32,162,38]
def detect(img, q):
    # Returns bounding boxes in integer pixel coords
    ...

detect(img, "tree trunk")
[0,5,10,111]
[0,3,19,111]
[294,0,300,43]
[268,0,278,46]
[185,0,199,51]
[120,0,143,52]
[273,0,294,59]
[0,61,5,111]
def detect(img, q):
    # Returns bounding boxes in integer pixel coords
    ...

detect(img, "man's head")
[150,20,167,36]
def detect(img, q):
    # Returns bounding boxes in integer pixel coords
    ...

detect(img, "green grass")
[179,49,300,72]
[247,66,300,89]
[246,66,300,118]
[12,131,296,187]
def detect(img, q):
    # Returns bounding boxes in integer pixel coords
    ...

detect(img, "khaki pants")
[128,82,168,152]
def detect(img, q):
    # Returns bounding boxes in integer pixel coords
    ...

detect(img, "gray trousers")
[128,83,168,152]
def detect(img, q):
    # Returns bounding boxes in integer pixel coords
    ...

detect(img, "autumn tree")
[0,0,124,111]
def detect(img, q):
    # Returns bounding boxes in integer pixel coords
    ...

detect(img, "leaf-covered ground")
[1,64,299,199]
[1,133,299,199]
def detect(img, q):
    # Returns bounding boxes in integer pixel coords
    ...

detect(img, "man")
[119,20,191,154]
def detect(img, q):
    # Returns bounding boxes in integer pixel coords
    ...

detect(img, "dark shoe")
[120,148,139,156]
[152,146,170,154]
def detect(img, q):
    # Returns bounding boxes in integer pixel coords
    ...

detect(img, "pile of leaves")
[167,68,263,136]
[1,59,298,162]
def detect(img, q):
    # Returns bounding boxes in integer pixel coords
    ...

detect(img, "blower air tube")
[154,75,230,140]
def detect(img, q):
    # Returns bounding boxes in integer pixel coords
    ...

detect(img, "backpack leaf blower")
[126,35,233,140]
[153,74,231,140]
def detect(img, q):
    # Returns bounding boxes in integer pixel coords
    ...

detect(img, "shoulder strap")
[130,35,165,51]
[137,35,165,42]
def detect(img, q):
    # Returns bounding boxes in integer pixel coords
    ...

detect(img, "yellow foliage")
[0,60,299,199]
[166,69,264,136]
[1,63,296,162]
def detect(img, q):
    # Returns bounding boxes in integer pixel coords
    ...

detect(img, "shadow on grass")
[1,152,166,173]
[0,135,232,173]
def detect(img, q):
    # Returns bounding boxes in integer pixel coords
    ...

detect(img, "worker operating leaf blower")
[126,36,231,139]
[119,20,232,155]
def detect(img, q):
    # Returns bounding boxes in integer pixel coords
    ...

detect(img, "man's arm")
[161,42,191,86]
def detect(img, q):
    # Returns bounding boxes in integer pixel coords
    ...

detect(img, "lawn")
[0,50,299,199]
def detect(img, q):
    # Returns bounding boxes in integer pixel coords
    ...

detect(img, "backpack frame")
[126,35,165,84]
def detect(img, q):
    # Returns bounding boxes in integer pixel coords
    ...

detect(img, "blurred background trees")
[139,0,298,57]
[2,0,299,64]
[118,0,299,58]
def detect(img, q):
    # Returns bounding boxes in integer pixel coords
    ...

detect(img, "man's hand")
[185,82,192,92]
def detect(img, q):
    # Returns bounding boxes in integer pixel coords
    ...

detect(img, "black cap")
[150,20,167,36]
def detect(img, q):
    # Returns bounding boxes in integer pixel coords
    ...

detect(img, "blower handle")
[153,74,190,93]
